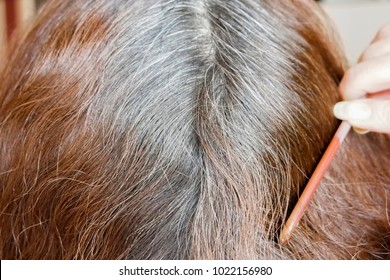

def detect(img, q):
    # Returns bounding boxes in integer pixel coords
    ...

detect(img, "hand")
[333,23,390,133]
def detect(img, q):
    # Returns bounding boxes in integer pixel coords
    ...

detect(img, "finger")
[370,23,390,44]
[333,99,390,133]
[359,38,390,62]
[339,55,390,100]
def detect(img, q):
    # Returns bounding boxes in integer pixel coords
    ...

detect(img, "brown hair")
[1,0,390,259]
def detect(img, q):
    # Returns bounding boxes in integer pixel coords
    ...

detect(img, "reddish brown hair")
[1,0,390,259]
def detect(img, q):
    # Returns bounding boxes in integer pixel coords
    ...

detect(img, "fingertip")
[333,101,347,120]
[333,100,372,122]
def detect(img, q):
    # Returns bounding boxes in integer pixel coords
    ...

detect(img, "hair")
[1,0,390,260]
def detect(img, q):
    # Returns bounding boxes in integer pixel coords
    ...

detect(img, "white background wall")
[321,0,390,63]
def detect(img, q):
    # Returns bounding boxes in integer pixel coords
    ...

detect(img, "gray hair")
[1,0,390,259]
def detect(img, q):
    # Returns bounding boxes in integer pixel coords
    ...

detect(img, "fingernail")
[353,127,370,134]
[333,101,372,121]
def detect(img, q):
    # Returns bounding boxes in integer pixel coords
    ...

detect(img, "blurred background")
[0,0,42,62]
[1,0,390,64]
[322,0,390,62]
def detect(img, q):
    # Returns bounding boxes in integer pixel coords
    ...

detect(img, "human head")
[3,0,381,260]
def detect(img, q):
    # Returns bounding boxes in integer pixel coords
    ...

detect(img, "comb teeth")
[279,121,351,244]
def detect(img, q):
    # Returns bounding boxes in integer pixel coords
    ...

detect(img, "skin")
[334,23,390,133]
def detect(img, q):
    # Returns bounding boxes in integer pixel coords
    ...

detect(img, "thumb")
[333,99,390,133]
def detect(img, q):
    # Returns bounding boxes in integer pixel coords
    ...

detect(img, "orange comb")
[279,120,351,244]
